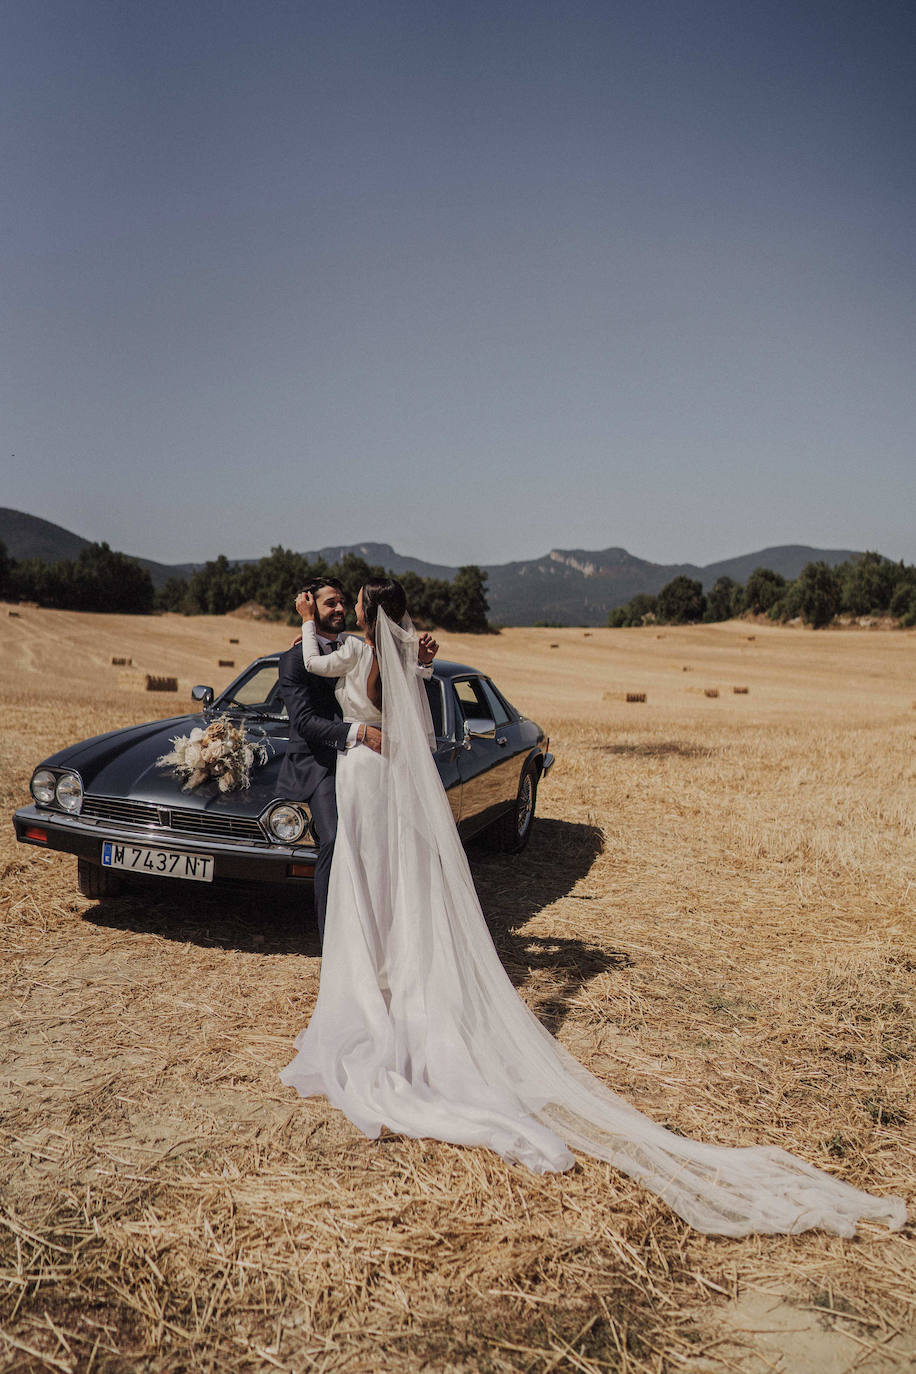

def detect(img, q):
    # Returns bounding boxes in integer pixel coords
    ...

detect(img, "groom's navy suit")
[277,642,350,945]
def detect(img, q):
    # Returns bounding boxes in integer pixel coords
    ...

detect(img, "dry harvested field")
[1,605,915,1373]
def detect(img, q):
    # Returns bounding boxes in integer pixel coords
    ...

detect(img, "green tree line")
[0,540,156,614]
[608,552,916,629]
[0,539,491,632]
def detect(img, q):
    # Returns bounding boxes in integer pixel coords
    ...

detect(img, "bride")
[280,579,906,1238]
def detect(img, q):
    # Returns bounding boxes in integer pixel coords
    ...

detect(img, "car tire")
[485,759,539,854]
[77,858,122,900]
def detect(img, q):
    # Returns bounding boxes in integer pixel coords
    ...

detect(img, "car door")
[425,677,463,826]
[451,676,522,835]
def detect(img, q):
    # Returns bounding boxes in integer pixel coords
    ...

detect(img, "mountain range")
[0,508,861,626]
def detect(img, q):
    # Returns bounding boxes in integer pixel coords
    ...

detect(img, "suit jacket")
[276,643,351,801]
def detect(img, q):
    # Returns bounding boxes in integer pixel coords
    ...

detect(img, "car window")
[452,678,494,723]
[479,679,511,726]
[424,678,444,737]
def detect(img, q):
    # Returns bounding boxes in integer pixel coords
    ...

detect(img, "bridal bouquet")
[157,715,268,792]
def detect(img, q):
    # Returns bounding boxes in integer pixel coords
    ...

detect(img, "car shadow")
[84,818,624,1036]
[466,818,631,1034]
[84,879,323,956]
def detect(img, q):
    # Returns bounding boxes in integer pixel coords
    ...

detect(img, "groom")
[276,577,382,945]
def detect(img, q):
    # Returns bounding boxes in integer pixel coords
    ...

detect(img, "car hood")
[41,714,292,817]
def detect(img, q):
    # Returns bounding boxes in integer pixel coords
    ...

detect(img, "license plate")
[101,840,214,882]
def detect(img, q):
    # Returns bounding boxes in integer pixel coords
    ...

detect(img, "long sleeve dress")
[280,614,907,1237]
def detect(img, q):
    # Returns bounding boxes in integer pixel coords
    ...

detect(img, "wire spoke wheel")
[485,759,539,854]
[516,770,534,839]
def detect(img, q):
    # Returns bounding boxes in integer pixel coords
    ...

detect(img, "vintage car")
[13,654,553,900]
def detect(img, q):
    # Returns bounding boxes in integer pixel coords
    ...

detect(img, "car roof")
[427,658,480,680]
[250,652,481,680]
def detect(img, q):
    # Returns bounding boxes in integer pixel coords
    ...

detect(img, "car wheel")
[77,858,122,900]
[486,759,539,854]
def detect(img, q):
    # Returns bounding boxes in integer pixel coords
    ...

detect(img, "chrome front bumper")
[13,805,319,887]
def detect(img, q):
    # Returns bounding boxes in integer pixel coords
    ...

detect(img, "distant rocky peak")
[549,550,597,576]
[548,548,635,577]
[315,541,398,563]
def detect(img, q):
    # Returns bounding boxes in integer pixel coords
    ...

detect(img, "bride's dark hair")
[361,578,407,635]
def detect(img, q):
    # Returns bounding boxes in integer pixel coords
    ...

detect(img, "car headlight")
[266,804,306,842]
[31,769,58,806]
[55,772,84,814]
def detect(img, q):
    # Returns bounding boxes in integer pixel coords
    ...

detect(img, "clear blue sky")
[3,0,914,568]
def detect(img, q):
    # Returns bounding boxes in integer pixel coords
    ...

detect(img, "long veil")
[373,610,905,1237]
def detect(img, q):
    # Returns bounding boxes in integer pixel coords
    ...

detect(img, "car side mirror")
[192,685,214,708]
[463,716,496,742]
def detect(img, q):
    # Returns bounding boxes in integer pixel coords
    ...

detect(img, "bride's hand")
[296,591,315,621]
[417,632,439,665]
[360,724,383,753]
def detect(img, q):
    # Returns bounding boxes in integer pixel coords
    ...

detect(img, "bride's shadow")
[84,818,621,1036]
[466,818,630,1033]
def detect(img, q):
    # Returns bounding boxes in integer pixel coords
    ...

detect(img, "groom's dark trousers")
[276,644,350,946]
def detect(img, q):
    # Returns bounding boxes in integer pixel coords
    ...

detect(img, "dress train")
[280,613,906,1237]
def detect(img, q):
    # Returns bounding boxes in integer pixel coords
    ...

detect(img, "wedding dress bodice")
[301,623,381,725]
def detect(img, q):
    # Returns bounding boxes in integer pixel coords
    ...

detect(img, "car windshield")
[218,663,287,718]
[216,662,446,734]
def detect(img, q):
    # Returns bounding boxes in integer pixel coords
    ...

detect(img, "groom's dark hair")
[362,578,407,631]
[300,575,344,599]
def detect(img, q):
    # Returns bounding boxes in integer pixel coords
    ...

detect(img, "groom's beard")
[316,612,345,640]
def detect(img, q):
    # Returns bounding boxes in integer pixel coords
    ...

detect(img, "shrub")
[705,575,740,622]
[797,561,841,628]
[839,551,898,615]
[742,567,786,615]
[608,593,658,627]
[656,576,706,624]
[890,579,916,626]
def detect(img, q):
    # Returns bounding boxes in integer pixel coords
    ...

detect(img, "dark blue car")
[14,655,553,900]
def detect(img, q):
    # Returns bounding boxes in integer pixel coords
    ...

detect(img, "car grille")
[81,795,266,844]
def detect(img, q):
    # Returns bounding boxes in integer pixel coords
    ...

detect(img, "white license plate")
[101,840,214,882]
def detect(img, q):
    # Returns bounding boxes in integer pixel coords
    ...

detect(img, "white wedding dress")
[280,613,906,1237]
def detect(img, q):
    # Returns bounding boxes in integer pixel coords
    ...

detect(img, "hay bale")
[733,685,749,694]
[146,674,178,692]
[746,634,756,641]
[8,609,20,617]
[626,692,647,703]
[704,687,719,698]
[228,637,239,644]
[550,643,559,649]
[218,659,235,668]
[110,655,132,666]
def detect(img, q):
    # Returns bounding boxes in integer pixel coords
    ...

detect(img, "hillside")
[0,508,197,586]
[1,508,861,625]
[484,544,862,625]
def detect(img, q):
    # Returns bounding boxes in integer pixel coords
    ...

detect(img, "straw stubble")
[1,608,914,1371]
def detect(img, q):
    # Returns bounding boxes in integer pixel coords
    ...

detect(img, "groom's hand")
[417,633,439,665]
[361,725,383,753]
